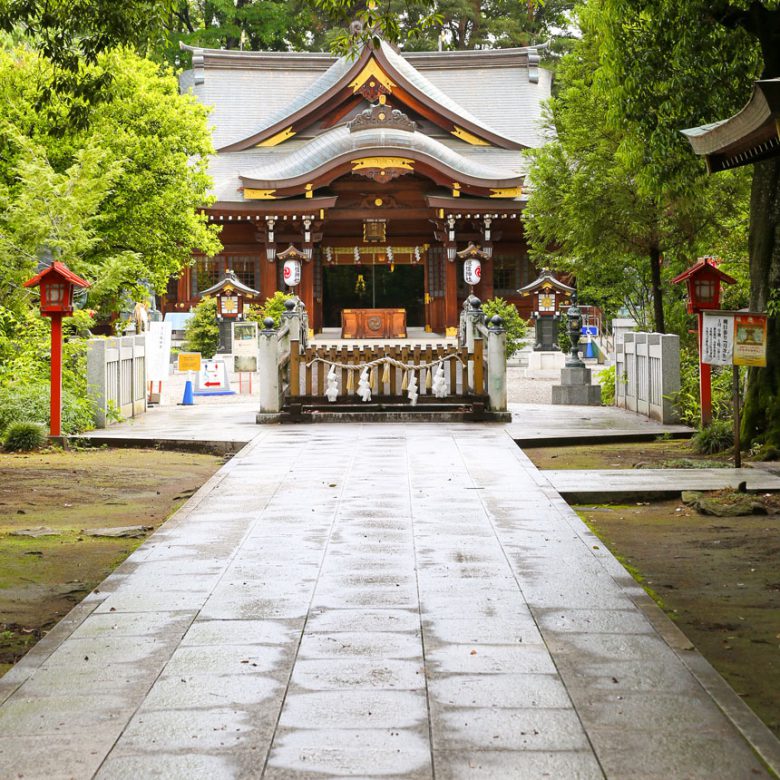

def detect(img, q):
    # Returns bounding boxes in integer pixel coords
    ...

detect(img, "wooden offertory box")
[341,309,407,339]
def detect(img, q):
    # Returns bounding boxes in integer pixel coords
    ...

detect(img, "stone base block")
[527,350,566,372]
[560,366,592,386]
[551,383,602,406]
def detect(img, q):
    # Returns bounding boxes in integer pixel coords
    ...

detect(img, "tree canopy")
[0,45,221,318]
[523,2,751,333]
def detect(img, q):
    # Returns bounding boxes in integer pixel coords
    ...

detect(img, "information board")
[701,312,734,366]
[232,321,258,373]
[177,352,202,372]
[146,321,172,383]
[701,311,767,367]
[733,313,768,367]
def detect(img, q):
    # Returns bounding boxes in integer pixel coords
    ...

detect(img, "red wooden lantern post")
[23,262,91,438]
[672,257,736,427]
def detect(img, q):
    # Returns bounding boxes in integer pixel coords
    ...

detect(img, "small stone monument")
[551,293,602,406]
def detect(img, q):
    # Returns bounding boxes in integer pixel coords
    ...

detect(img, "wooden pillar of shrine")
[299,259,315,332]
[260,258,277,302]
[444,258,459,335]
[481,258,494,303]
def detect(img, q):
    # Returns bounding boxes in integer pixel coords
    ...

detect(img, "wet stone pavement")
[0,424,775,779]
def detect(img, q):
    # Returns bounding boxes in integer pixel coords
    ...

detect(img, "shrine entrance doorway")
[322,264,425,328]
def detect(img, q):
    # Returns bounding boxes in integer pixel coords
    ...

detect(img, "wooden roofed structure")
[681,79,780,173]
[170,34,552,335]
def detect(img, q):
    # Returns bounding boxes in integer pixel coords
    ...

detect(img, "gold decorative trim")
[256,126,295,147]
[446,327,458,337]
[348,60,396,94]
[244,188,277,200]
[489,187,522,198]
[451,126,490,146]
[351,157,414,172]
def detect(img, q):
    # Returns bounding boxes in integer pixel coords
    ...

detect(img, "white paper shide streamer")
[407,370,418,406]
[432,362,447,398]
[325,365,339,402]
[357,367,372,402]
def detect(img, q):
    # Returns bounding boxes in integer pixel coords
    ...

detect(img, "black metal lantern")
[565,293,585,368]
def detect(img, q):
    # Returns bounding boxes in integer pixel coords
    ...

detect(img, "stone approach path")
[1,424,778,779]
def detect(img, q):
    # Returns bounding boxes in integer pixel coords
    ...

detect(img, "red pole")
[698,311,712,427]
[50,312,63,437]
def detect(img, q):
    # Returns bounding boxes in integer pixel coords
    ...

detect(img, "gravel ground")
[506,367,556,404]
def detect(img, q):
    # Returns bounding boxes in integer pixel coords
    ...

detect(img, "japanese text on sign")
[701,313,733,366]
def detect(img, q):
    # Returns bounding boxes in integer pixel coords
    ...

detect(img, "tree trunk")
[649,245,665,332]
[741,155,780,449]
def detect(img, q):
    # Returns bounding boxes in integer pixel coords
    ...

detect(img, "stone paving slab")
[506,402,693,444]
[546,466,780,500]
[1,424,778,779]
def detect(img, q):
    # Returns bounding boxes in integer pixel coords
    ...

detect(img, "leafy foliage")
[523,3,751,332]
[0,45,221,318]
[248,291,294,329]
[3,421,46,452]
[595,0,780,448]
[691,421,734,455]
[597,364,616,406]
[0,0,175,122]
[184,297,220,358]
[0,307,96,435]
[483,297,528,358]
[672,348,738,429]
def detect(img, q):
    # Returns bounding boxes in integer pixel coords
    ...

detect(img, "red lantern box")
[671,256,736,314]
[24,261,91,317]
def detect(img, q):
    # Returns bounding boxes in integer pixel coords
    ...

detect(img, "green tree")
[0,0,175,122]
[0,45,221,317]
[597,0,780,447]
[523,4,750,332]
[184,296,220,357]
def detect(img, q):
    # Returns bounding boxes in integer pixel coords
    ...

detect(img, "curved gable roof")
[216,40,523,153]
[238,125,523,198]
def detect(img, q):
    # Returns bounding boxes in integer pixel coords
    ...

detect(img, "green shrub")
[0,382,94,436]
[3,421,46,451]
[672,348,737,428]
[248,291,294,329]
[597,364,616,406]
[691,420,734,455]
[483,297,528,358]
[557,311,571,354]
[184,297,220,358]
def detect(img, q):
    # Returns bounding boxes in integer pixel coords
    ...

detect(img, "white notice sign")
[702,312,734,366]
[232,321,259,373]
[146,321,172,382]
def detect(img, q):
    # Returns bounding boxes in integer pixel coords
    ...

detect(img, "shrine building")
[170,34,552,336]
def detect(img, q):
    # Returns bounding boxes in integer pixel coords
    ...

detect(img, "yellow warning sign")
[177,352,202,372]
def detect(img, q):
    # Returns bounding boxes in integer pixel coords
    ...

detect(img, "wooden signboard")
[733,313,767,367]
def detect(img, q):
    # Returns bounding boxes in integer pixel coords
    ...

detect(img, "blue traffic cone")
[181,380,194,406]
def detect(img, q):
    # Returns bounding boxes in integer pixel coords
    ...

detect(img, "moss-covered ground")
[0,447,224,674]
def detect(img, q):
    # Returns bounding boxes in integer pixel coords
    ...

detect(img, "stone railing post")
[257,317,281,420]
[466,295,484,392]
[282,297,301,342]
[487,315,507,411]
